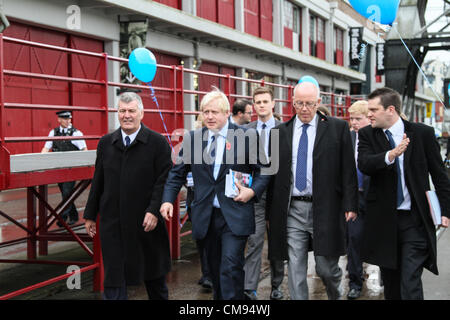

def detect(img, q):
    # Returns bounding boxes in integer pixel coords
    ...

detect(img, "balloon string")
[147,82,176,155]
[392,25,446,109]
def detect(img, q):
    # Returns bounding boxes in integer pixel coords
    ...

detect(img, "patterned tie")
[296,124,309,192]
[385,130,404,207]
[125,136,131,147]
[209,134,220,178]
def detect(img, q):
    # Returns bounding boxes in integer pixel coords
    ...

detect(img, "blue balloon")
[348,0,400,25]
[128,48,157,83]
[298,75,319,89]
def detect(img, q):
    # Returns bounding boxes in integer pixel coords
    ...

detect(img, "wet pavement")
[1,186,449,300]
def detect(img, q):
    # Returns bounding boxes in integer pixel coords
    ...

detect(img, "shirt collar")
[384,117,404,137]
[208,120,229,140]
[121,125,141,141]
[257,116,275,129]
[295,114,317,129]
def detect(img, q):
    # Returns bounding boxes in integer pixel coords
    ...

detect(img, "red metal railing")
[0,34,355,299]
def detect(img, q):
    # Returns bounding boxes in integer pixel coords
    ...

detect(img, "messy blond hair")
[200,87,230,113]
[348,100,368,116]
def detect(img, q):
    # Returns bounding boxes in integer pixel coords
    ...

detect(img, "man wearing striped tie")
[347,100,371,300]
[358,87,450,300]
[265,79,358,300]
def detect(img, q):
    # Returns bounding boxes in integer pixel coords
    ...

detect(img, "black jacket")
[266,112,358,260]
[358,119,450,274]
[84,124,172,286]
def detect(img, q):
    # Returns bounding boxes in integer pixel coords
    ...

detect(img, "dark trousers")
[346,205,365,290]
[380,210,429,300]
[196,239,211,281]
[204,208,248,300]
[57,181,78,221]
[103,276,168,300]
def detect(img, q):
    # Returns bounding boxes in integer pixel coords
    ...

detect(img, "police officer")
[41,110,87,225]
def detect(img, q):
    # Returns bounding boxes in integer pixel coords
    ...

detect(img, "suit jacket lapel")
[112,128,125,151]
[375,128,391,151]
[313,112,328,151]
[403,120,414,169]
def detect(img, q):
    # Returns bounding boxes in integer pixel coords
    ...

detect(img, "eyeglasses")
[244,111,253,115]
[293,101,317,109]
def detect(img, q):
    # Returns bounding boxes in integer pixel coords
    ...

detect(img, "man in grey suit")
[266,80,358,300]
[243,86,285,300]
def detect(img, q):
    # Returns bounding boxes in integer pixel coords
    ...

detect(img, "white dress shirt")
[383,117,411,210]
[257,116,276,158]
[121,125,141,147]
[291,115,317,196]
[44,125,87,150]
[207,121,229,208]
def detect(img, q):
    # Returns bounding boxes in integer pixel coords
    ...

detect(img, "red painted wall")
[2,22,104,154]
[197,0,235,28]
[154,0,181,9]
[244,0,273,41]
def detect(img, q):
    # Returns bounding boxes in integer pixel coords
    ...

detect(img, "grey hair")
[118,92,144,110]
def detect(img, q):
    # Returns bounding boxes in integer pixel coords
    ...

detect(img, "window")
[334,27,344,66]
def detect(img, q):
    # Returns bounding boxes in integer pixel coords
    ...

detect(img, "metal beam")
[414,8,450,37]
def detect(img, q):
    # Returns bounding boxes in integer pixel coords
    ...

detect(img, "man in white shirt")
[266,81,358,300]
[358,87,450,300]
[41,111,87,225]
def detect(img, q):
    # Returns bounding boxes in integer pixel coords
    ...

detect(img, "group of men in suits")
[83,83,449,300]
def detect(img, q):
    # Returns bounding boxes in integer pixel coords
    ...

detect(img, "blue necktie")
[209,134,220,178]
[357,167,364,191]
[385,130,404,207]
[125,136,131,147]
[296,124,309,192]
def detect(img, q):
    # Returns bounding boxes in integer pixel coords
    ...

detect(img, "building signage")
[376,43,385,75]
[349,27,364,69]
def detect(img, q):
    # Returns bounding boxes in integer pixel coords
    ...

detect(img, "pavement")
[0,182,449,300]
[1,228,449,300]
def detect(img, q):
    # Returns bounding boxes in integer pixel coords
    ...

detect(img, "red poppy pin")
[226,141,231,151]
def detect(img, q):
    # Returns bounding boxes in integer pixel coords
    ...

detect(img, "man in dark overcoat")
[358,87,450,300]
[84,92,172,300]
[265,81,358,300]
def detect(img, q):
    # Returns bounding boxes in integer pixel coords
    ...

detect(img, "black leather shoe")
[202,278,213,290]
[270,287,284,300]
[347,288,361,300]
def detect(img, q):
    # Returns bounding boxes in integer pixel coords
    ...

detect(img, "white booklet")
[425,190,442,226]
[225,169,253,198]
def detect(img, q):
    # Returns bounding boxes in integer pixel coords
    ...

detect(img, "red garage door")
[197,0,235,28]
[2,21,104,154]
[154,0,181,9]
[141,50,182,135]
[244,0,272,41]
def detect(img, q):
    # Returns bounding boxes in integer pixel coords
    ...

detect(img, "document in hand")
[425,190,442,226]
[225,169,253,198]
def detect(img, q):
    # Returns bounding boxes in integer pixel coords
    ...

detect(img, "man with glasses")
[266,80,358,300]
[230,99,253,125]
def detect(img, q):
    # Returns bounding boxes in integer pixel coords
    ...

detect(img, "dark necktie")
[355,134,364,191]
[125,136,131,147]
[296,124,309,192]
[385,130,404,207]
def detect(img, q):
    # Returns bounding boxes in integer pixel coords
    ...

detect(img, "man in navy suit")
[346,100,371,299]
[160,89,270,300]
